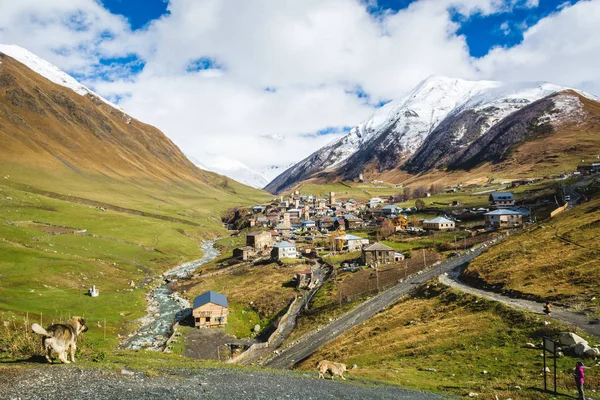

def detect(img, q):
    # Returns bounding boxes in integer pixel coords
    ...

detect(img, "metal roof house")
[489,192,515,208]
[423,216,455,230]
[484,209,526,229]
[272,241,297,260]
[193,291,228,328]
[333,234,368,251]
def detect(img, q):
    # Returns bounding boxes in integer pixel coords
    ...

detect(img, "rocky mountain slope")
[0,45,267,215]
[266,76,600,194]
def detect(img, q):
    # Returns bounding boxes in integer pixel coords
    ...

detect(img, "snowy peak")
[188,153,292,189]
[265,76,595,194]
[0,44,122,111]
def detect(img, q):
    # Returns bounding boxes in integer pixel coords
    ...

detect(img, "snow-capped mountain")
[188,154,272,189]
[0,44,123,111]
[189,153,293,189]
[265,76,597,194]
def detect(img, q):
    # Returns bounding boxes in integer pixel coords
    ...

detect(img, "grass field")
[0,177,269,359]
[175,262,313,338]
[297,283,600,399]
[463,193,600,316]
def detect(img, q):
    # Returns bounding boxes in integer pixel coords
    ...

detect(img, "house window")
[206,317,211,323]
[195,317,200,323]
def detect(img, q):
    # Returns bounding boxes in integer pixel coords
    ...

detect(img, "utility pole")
[422,248,426,270]
[338,280,342,310]
[376,262,380,292]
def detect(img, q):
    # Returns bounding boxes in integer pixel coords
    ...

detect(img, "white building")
[423,216,455,230]
[484,209,525,228]
[272,241,297,260]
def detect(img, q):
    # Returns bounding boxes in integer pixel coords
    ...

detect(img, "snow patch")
[537,94,585,126]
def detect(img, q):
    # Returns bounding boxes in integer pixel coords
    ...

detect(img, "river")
[121,240,220,350]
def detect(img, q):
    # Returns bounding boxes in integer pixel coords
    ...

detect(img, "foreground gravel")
[0,366,448,400]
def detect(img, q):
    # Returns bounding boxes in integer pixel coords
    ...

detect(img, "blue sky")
[97,0,585,77]
[100,0,169,30]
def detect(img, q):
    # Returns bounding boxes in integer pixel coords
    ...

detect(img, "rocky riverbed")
[121,241,220,350]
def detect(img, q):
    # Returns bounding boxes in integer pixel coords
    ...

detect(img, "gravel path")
[0,366,448,400]
[264,235,509,369]
[439,271,600,339]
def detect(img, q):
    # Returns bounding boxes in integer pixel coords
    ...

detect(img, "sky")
[0,0,599,186]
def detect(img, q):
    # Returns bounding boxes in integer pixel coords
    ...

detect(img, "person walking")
[574,361,585,400]
[543,301,552,315]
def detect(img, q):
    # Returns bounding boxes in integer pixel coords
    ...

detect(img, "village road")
[439,271,600,340]
[264,236,506,369]
[0,366,448,400]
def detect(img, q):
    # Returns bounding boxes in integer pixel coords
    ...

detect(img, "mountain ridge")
[0,45,269,219]
[265,76,600,194]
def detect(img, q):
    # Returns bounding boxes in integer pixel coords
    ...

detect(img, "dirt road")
[439,271,600,339]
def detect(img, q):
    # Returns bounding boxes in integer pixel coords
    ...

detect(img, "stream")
[121,240,220,350]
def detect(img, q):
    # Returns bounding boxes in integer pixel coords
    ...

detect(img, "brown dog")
[31,316,88,364]
[317,360,348,380]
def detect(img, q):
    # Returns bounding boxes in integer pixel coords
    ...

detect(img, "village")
[188,183,545,339]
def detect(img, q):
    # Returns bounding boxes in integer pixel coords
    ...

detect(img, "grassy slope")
[0,180,267,358]
[0,54,271,359]
[177,262,313,338]
[463,194,600,316]
[297,283,600,399]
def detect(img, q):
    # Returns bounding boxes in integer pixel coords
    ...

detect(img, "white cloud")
[0,0,598,186]
[499,21,511,35]
[475,0,600,96]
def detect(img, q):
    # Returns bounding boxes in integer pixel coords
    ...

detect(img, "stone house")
[294,269,313,289]
[193,291,228,328]
[362,243,395,265]
[246,231,273,250]
[233,246,254,261]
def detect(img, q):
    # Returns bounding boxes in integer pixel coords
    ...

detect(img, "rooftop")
[490,192,515,201]
[335,234,363,240]
[274,241,296,248]
[193,291,228,309]
[424,216,454,224]
[364,243,394,251]
[248,231,269,237]
[485,209,527,216]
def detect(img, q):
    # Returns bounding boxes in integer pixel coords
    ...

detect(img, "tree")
[403,186,413,201]
[379,219,396,240]
[415,199,426,210]
[429,183,444,195]
[413,186,428,199]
